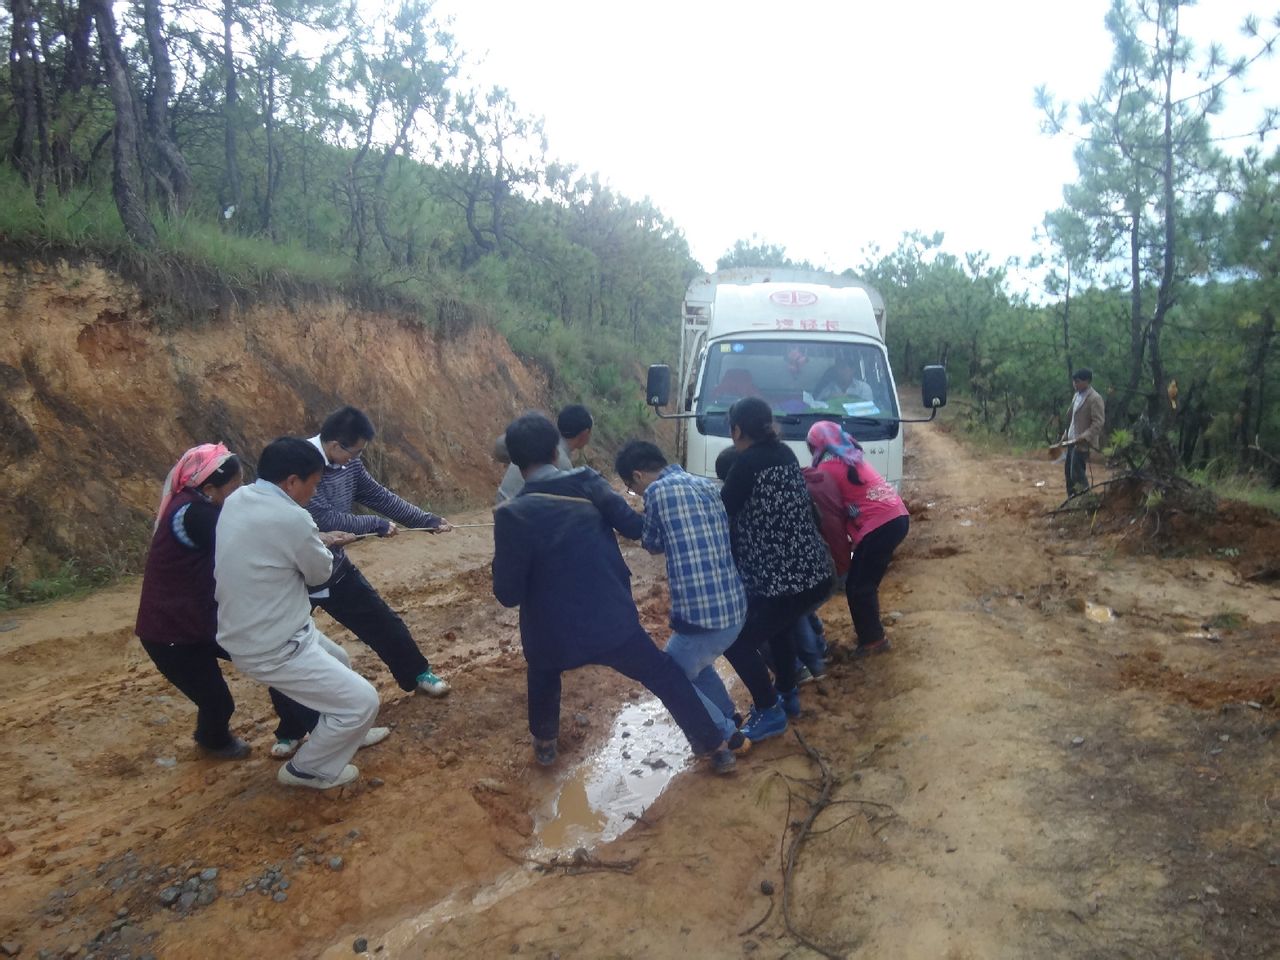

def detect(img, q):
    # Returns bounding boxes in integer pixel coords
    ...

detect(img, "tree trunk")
[1148,2,1178,425]
[220,0,242,221]
[258,49,278,237]
[1176,377,1207,467]
[347,99,379,264]
[1121,206,1146,424]
[1060,259,1073,380]
[1240,305,1276,467]
[8,0,47,199]
[90,0,156,245]
[48,0,94,194]
[142,0,191,216]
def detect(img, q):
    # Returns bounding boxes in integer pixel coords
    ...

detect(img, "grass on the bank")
[0,166,130,250]
[0,560,116,610]
[0,168,463,324]
[1189,468,1280,515]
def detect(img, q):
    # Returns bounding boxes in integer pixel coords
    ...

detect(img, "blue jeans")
[792,612,828,675]
[665,620,744,740]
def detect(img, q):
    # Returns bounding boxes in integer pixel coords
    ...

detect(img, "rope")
[346,523,493,541]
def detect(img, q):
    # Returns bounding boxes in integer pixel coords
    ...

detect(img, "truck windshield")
[695,340,900,442]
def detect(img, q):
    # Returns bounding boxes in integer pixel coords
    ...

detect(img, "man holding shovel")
[1061,369,1105,498]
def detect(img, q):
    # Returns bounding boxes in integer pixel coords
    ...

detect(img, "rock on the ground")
[353,938,368,953]
[0,942,21,958]
[157,887,181,907]
[328,857,344,871]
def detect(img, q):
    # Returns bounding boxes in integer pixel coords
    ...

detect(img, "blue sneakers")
[779,687,801,718]
[740,701,788,743]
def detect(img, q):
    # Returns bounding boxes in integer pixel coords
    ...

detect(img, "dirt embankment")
[0,258,547,583]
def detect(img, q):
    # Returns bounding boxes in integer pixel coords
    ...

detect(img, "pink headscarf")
[806,420,864,469]
[154,443,234,529]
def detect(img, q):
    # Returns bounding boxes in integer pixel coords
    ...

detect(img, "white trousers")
[232,625,378,781]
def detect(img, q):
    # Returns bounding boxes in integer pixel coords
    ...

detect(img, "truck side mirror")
[921,365,947,408]
[646,365,672,408]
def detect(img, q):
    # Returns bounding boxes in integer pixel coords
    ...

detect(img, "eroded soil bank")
[0,257,546,583]
[1,421,1277,959]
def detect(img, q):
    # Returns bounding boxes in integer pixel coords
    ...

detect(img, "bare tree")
[89,0,157,245]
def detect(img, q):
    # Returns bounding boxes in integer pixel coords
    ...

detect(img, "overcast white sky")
[433,0,1279,280]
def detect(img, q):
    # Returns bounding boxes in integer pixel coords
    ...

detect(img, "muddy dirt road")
[1,425,1277,959]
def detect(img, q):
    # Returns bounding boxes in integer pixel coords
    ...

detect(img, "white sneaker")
[270,737,303,760]
[360,726,390,749]
[277,762,358,790]
[415,670,451,697]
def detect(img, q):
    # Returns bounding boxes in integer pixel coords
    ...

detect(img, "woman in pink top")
[806,421,910,657]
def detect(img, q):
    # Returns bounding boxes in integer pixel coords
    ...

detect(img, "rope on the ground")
[774,727,851,960]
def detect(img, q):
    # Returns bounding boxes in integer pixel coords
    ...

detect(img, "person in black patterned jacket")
[719,398,834,743]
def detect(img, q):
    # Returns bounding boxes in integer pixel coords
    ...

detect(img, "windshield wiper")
[842,415,890,425]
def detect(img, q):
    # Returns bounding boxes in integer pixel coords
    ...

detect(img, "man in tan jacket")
[1062,368,1105,497]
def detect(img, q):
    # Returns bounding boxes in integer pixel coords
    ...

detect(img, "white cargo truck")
[645,268,946,488]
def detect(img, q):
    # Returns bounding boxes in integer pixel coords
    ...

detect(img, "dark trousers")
[276,565,429,740]
[270,687,321,742]
[847,516,909,646]
[1065,445,1090,497]
[526,628,723,756]
[312,564,429,691]
[142,641,236,749]
[725,577,833,708]
[142,640,312,749]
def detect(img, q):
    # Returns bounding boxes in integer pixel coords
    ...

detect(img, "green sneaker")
[415,669,451,697]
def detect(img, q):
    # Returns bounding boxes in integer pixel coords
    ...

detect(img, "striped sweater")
[306,436,441,582]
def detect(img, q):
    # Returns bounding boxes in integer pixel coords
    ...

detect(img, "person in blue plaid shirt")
[616,440,768,750]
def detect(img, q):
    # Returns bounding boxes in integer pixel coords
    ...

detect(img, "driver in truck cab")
[812,356,873,403]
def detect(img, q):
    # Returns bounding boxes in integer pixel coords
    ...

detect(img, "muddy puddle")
[322,696,693,957]
[533,696,690,853]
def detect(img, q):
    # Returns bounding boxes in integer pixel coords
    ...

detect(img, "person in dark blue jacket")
[492,412,735,774]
